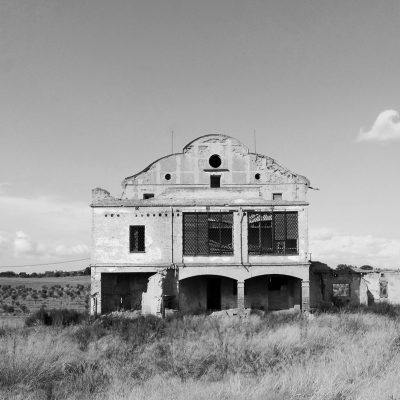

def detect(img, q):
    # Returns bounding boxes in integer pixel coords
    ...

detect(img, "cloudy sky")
[0,0,399,272]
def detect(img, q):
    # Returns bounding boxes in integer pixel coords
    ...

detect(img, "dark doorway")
[207,276,221,310]
[101,273,154,313]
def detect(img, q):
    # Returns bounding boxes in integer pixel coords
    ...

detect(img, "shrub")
[366,302,400,318]
[25,309,88,327]
[1,304,15,313]
[20,304,29,313]
[97,314,166,347]
[72,324,108,351]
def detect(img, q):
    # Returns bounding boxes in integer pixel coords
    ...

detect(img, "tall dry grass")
[1,311,400,400]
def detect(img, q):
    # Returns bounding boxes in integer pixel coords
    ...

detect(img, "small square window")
[129,225,145,252]
[210,175,221,188]
[273,193,282,201]
[143,193,154,199]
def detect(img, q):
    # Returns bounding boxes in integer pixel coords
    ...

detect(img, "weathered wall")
[92,205,309,266]
[362,271,400,304]
[92,207,176,265]
[101,272,154,313]
[122,134,309,201]
[309,263,363,307]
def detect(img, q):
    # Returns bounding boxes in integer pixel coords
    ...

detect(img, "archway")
[179,275,237,313]
[245,274,302,311]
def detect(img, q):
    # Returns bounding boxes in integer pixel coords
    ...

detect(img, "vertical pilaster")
[237,281,245,309]
[301,280,310,312]
[90,268,102,316]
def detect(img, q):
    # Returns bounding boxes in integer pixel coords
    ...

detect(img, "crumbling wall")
[141,272,164,315]
[309,262,362,308]
[362,271,400,304]
[101,273,154,314]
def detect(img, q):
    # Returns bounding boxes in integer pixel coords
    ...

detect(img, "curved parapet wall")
[120,134,310,202]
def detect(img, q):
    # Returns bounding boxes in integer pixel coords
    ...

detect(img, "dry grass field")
[0,276,90,316]
[1,307,400,400]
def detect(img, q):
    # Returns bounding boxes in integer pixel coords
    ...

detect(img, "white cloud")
[310,228,400,268]
[0,233,10,253]
[52,244,89,257]
[357,109,400,142]
[14,231,46,257]
[12,230,89,259]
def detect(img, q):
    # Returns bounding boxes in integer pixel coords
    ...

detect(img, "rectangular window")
[183,212,233,255]
[248,212,298,255]
[129,225,145,252]
[143,193,154,199]
[380,279,388,298]
[332,283,350,297]
[210,175,221,188]
[273,193,282,200]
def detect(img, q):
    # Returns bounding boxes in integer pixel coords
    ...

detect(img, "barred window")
[129,225,145,252]
[248,212,298,255]
[183,212,233,255]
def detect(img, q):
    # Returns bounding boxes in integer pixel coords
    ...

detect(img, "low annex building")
[310,262,400,308]
[90,134,311,315]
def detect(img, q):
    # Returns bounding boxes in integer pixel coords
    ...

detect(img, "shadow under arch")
[179,274,238,313]
[245,274,302,311]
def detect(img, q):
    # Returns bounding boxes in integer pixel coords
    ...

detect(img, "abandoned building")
[90,134,312,315]
[310,262,400,308]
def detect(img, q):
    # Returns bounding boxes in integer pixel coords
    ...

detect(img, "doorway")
[207,276,221,310]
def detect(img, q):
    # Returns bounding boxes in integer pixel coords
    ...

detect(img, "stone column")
[90,268,101,316]
[301,280,310,312]
[237,281,245,309]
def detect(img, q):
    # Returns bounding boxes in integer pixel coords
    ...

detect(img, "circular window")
[209,154,222,168]
[165,173,171,180]
[255,173,260,180]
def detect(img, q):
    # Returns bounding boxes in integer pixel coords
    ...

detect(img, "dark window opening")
[380,280,388,298]
[210,175,221,188]
[333,283,350,297]
[209,154,222,168]
[165,174,171,180]
[273,193,282,200]
[183,212,233,255]
[143,193,154,199]
[248,212,298,255]
[129,225,145,252]
[255,173,260,180]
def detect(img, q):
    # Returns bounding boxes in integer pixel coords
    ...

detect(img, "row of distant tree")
[0,267,91,278]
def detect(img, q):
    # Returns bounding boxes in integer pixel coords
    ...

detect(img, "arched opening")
[179,275,237,313]
[245,274,302,311]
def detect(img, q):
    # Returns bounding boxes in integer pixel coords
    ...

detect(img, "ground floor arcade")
[90,264,310,315]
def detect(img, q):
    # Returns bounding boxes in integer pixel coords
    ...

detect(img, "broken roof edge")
[121,151,183,187]
[183,133,246,151]
[120,134,310,188]
[91,198,309,207]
